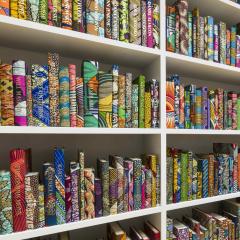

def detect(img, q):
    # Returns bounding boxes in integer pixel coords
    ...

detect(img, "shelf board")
[166,129,240,135]
[166,52,240,84]
[1,207,162,240]
[0,126,161,135]
[166,192,240,211]
[0,15,160,68]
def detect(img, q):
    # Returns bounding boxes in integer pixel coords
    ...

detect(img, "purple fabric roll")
[94,178,103,217]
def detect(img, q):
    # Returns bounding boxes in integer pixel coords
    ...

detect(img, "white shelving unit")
[1,0,240,239]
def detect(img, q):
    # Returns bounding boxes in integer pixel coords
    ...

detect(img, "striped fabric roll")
[76,77,84,127]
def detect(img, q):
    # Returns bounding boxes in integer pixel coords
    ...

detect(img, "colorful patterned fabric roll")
[26,0,39,21]
[141,166,146,209]
[10,0,18,17]
[152,0,159,48]
[70,162,80,222]
[184,87,190,128]
[26,75,33,126]
[84,168,95,219]
[104,0,111,38]
[86,0,99,35]
[231,26,237,67]
[231,92,238,130]
[201,86,208,129]
[98,0,104,37]
[0,64,14,126]
[192,157,197,200]
[112,64,119,128]
[132,84,139,128]
[109,167,117,215]
[18,0,27,19]
[214,24,219,62]
[54,148,66,224]
[111,0,119,40]
[145,82,151,128]
[72,0,84,32]
[166,78,174,128]
[195,88,202,129]
[156,163,160,205]
[207,16,214,61]
[38,184,45,228]
[43,163,56,226]
[69,64,77,127]
[61,0,72,29]
[199,16,205,59]
[97,159,109,216]
[237,96,240,130]
[10,149,26,232]
[59,66,70,127]
[145,168,152,208]
[187,11,192,56]
[167,149,173,204]
[172,150,181,203]
[94,178,102,217]
[76,77,84,127]
[118,74,126,128]
[48,53,60,127]
[129,0,141,45]
[0,0,10,15]
[119,0,129,42]
[65,175,72,223]
[124,160,134,211]
[217,88,224,130]
[187,151,193,201]
[141,0,147,46]
[83,60,99,127]
[219,22,227,64]
[179,84,185,129]
[200,158,208,198]
[32,64,50,126]
[209,90,217,129]
[123,168,128,212]
[226,29,231,65]
[39,0,47,23]
[173,75,180,129]
[180,152,188,201]
[98,72,113,128]
[146,0,153,47]
[12,60,27,126]
[125,73,132,128]
[48,0,61,26]
[175,14,180,54]
[208,154,214,197]
[151,79,159,128]
[78,150,85,220]
[0,171,13,234]
[25,172,39,230]
[166,6,176,52]
[130,158,142,210]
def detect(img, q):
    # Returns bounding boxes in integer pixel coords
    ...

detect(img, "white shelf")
[0,15,161,68]
[0,126,161,135]
[166,51,240,84]
[166,129,240,135]
[166,192,240,211]
[0,207,162,240]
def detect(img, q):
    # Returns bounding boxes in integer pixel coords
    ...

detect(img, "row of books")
[0,148,160,234]
[167,199,240,239]
[167,143,240,204]
[166,74,240,130]
[0,53,160,128]
[0,0,160,48]
[166,2,240,68]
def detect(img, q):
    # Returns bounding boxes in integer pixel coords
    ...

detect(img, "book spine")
[117,167,124,213]
[141,166,146,209]
[231,26,237,66]
[138,75,145,128]
[197,162,202,199]
[233,145,238,193]
[78,151,85,220]
[84,168,95,219]
[173,151,180,203]
[125,73,132,128]
[38,184,45,228]
[214,24,219,62]
[76,77,84,127]
[151,79,159,128]
[217,88,224,130]
[209,90,216,129]
[132,84,139,128]
[124,161,134,211]
[112,64,119,128]
[10,0,18,17]
[12,60,27,126]
[188,12,192,56]
[167,150,173,204]
[173,75,180,129]
[25,173,39,230]
[0,64,14,126]
[187,85,196,128]
[65,175,72,223]
[202,86,208,129]
[237,96,240,129]
[48,53,60,127]
[98,0,104,37]
[175,14,180,53]
[144,82,151,128]
[204,17,208,60]
[10,149,26,232]
[86,0,98,35]
[111,0,119,40]
[145,168,152,207]
[229,156,234,193]
[223,154,229,194]
[166,77,175,129]
[0,171,13,234]
[214,90,219,129]
[59,66,70,127]
[226,29,231,65]
[98,72,113,128]
[232,92,237,130]
[202,159,209,198]
[192,12,197,57]
[217,155,224,195]
[72,0,84,31]
[123,168,129,212]
[207,16,214,61]
[104,0,111,38]
[94,178,102,217]
[26,0,39,21]
[228,93,233,129]
[180,152,188,201]
[39,0,48,23]
[54,148,66,224]
[118,74,126,128]
[195,88,202,129]
[31,64,50,126]
[184,88,190,129]
[70,162,80,222]
[141,0,147,46]
[152,0,159,48]
[192,157,197,200]
[0,0,9,15]
[156,163,160,205]
[61,0,72,29]
[214,160,219,196]
[208,154,214,197]
[69,64,77,127]
[223,90,228,129]
[83,60,99,127]
[146,0,153,47]
[18,0,27,19]
[132,158,142,210]
[119,0,129,42]
[109,167,118,215]
[43,163,56,226]
[179,85,185,129]
[219,22,227,64]
[48,0,61,26]
[187,151,193,201]
[148,155,157,206]
[166,6,176,52]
